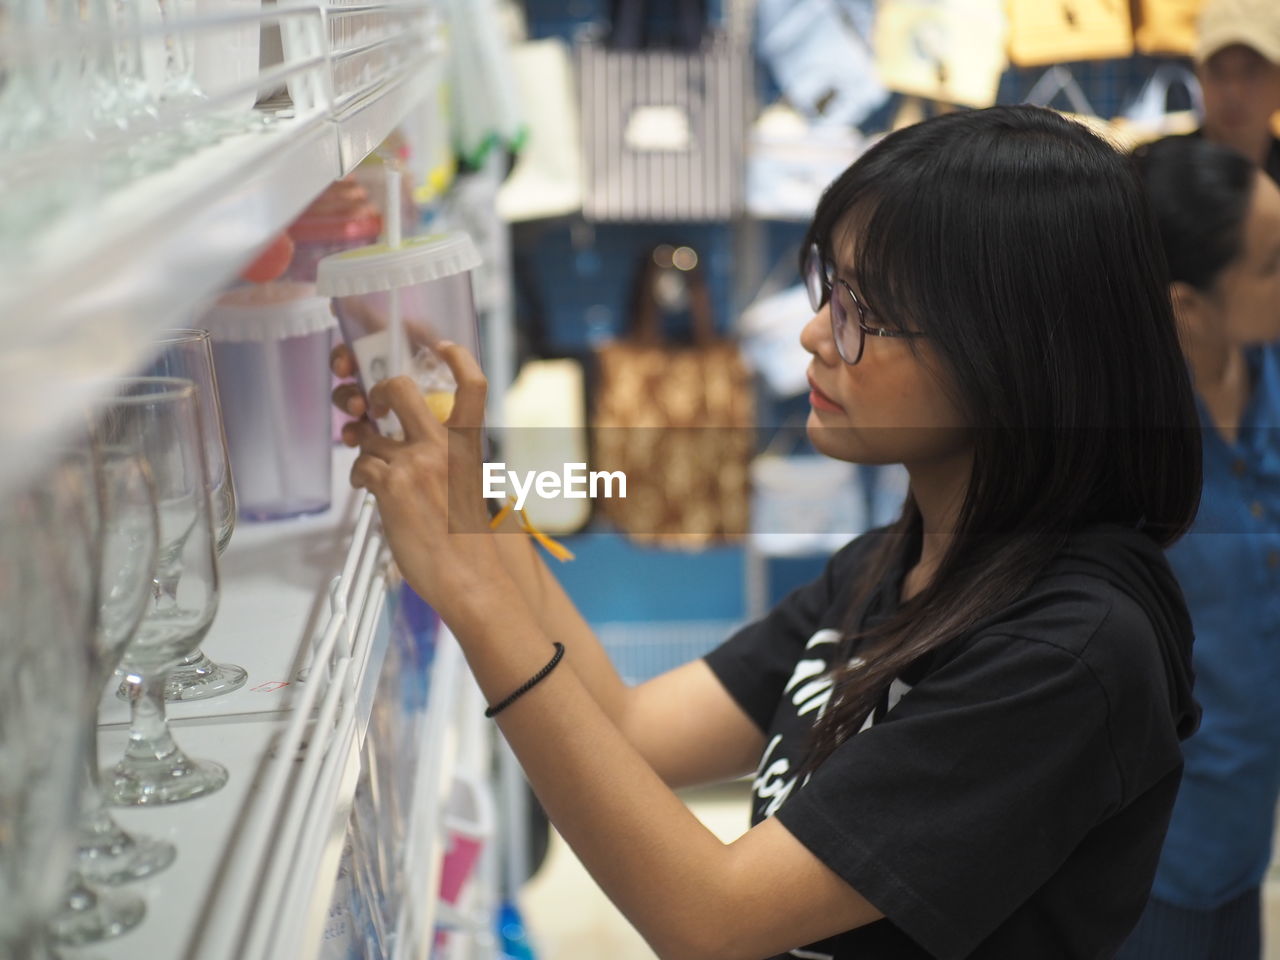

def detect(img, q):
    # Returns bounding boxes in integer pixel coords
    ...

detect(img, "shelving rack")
[2,5,491,957]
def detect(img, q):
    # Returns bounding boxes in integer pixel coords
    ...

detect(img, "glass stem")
[123,671,178,764]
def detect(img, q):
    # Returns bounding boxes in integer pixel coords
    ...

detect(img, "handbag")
[750,421,866,557]
[1006,0,1134,67]
[756,0,889,128]
[577,0,748,222]
[1134,0,1205,56]
[591,247,755,548]
[1110,65,1203,151]
[873,0,1009,109]
[498,359,592,536]
[745,104,867,221]
[1023,65,1120,145]
[496,37,583,222]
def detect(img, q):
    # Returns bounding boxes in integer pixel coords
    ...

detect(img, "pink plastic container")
[438,773,491,906]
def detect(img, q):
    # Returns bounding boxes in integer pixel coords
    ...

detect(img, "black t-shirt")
[704,525,1199,960]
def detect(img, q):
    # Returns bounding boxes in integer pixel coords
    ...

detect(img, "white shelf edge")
[392,627,465,960]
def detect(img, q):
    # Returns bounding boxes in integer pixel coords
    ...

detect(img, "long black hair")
[1132,135,1257,290]
[799,106,1202,773]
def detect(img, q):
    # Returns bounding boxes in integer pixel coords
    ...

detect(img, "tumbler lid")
[203,282,337,343]
[315,232,482,297]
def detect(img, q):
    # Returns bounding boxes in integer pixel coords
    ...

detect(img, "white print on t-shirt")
[754,628,914,820]
[784,628,842,718]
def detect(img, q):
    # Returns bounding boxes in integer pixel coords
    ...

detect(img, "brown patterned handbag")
[591,246,755,548]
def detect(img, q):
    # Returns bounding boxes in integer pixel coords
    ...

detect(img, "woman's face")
[1210,171,1280,345]
[799,236,971,468]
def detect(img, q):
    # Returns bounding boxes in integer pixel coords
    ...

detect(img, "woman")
[332,106,1202,959]
[1122,136,1280,959]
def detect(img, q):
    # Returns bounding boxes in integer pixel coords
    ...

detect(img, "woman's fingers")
[368,376,438,442]
[332,382,366,418]
[354,420,403,461]
[330,343,357,379]
[350,453,389,492]
[435,341,488,428]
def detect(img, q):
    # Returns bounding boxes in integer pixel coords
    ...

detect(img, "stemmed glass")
[149,0,272,141]
[0,454,100,958]
[146,328,247,701]
[49,446,159,944]
[70,440,177,879]
[102,377,228,806]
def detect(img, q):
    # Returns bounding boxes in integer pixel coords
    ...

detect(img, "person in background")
[1193,0,1280,183]
[1123,135,1280,960]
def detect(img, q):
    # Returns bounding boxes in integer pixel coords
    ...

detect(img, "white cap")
[203,282,337,343]
[1195,0,1280,64]
[315,232,482,297]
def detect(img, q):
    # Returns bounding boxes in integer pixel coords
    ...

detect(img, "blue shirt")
[1154,343,1280,909]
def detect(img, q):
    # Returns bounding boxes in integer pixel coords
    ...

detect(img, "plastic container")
[203,283,337,521]
[285,177,384,284]
[316,232,482,432]
[192,0,262,114]
[438,772,492,906]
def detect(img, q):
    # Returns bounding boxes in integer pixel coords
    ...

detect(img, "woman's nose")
[800,304,838,362]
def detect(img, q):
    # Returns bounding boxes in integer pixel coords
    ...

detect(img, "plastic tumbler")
[316,232,483,429]
[203,283,337,521]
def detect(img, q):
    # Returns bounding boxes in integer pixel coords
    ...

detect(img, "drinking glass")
[74,446,177,885]
[49,445,156,944]
[102,378,228,806]
[150,0,272,141]
[0,456,100,958]
[147,329,247,702]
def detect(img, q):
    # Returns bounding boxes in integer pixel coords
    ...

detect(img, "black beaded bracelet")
[484,643,566,718]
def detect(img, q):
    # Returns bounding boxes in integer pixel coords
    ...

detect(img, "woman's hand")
[330,343,367,446]
[347,343,510,627]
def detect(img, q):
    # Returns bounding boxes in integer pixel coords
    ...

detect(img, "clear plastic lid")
[203,283,337,343]
[315,232,482,297]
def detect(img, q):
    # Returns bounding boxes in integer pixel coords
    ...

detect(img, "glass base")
[79,827,176,885]
[103,755,228,807]
[48,883,144,945]
[162,656,247,702]
[240,499,331,523]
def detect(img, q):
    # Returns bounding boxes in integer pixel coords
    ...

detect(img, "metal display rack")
[1,5,497,956]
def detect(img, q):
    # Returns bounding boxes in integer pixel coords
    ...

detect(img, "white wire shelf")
[0,0,446,502]
[67,449,413,960]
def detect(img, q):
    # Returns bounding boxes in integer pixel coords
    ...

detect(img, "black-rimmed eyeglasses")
[803,244,925,365]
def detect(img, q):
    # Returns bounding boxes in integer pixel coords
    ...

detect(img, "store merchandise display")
[0,0,284,254]
[206,283,339,521]
[102,378,228,807]
[285,178,385,284]
[317,230,483,434]
[0,453,99,957]
[145,329,248,702]
[50,447,165,945]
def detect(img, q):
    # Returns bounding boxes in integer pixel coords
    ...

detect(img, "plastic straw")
[385,166,405,377]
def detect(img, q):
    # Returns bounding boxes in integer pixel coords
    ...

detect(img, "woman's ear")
[1169,281,1214,346]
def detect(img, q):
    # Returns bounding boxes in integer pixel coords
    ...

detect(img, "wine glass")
[49,444,156,944]
[102,377,228,806]
[74,443,178,884]
[146,328,247,702]
[0,455,100,958]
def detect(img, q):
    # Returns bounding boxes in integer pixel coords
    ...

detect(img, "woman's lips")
[807,375,844,413]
